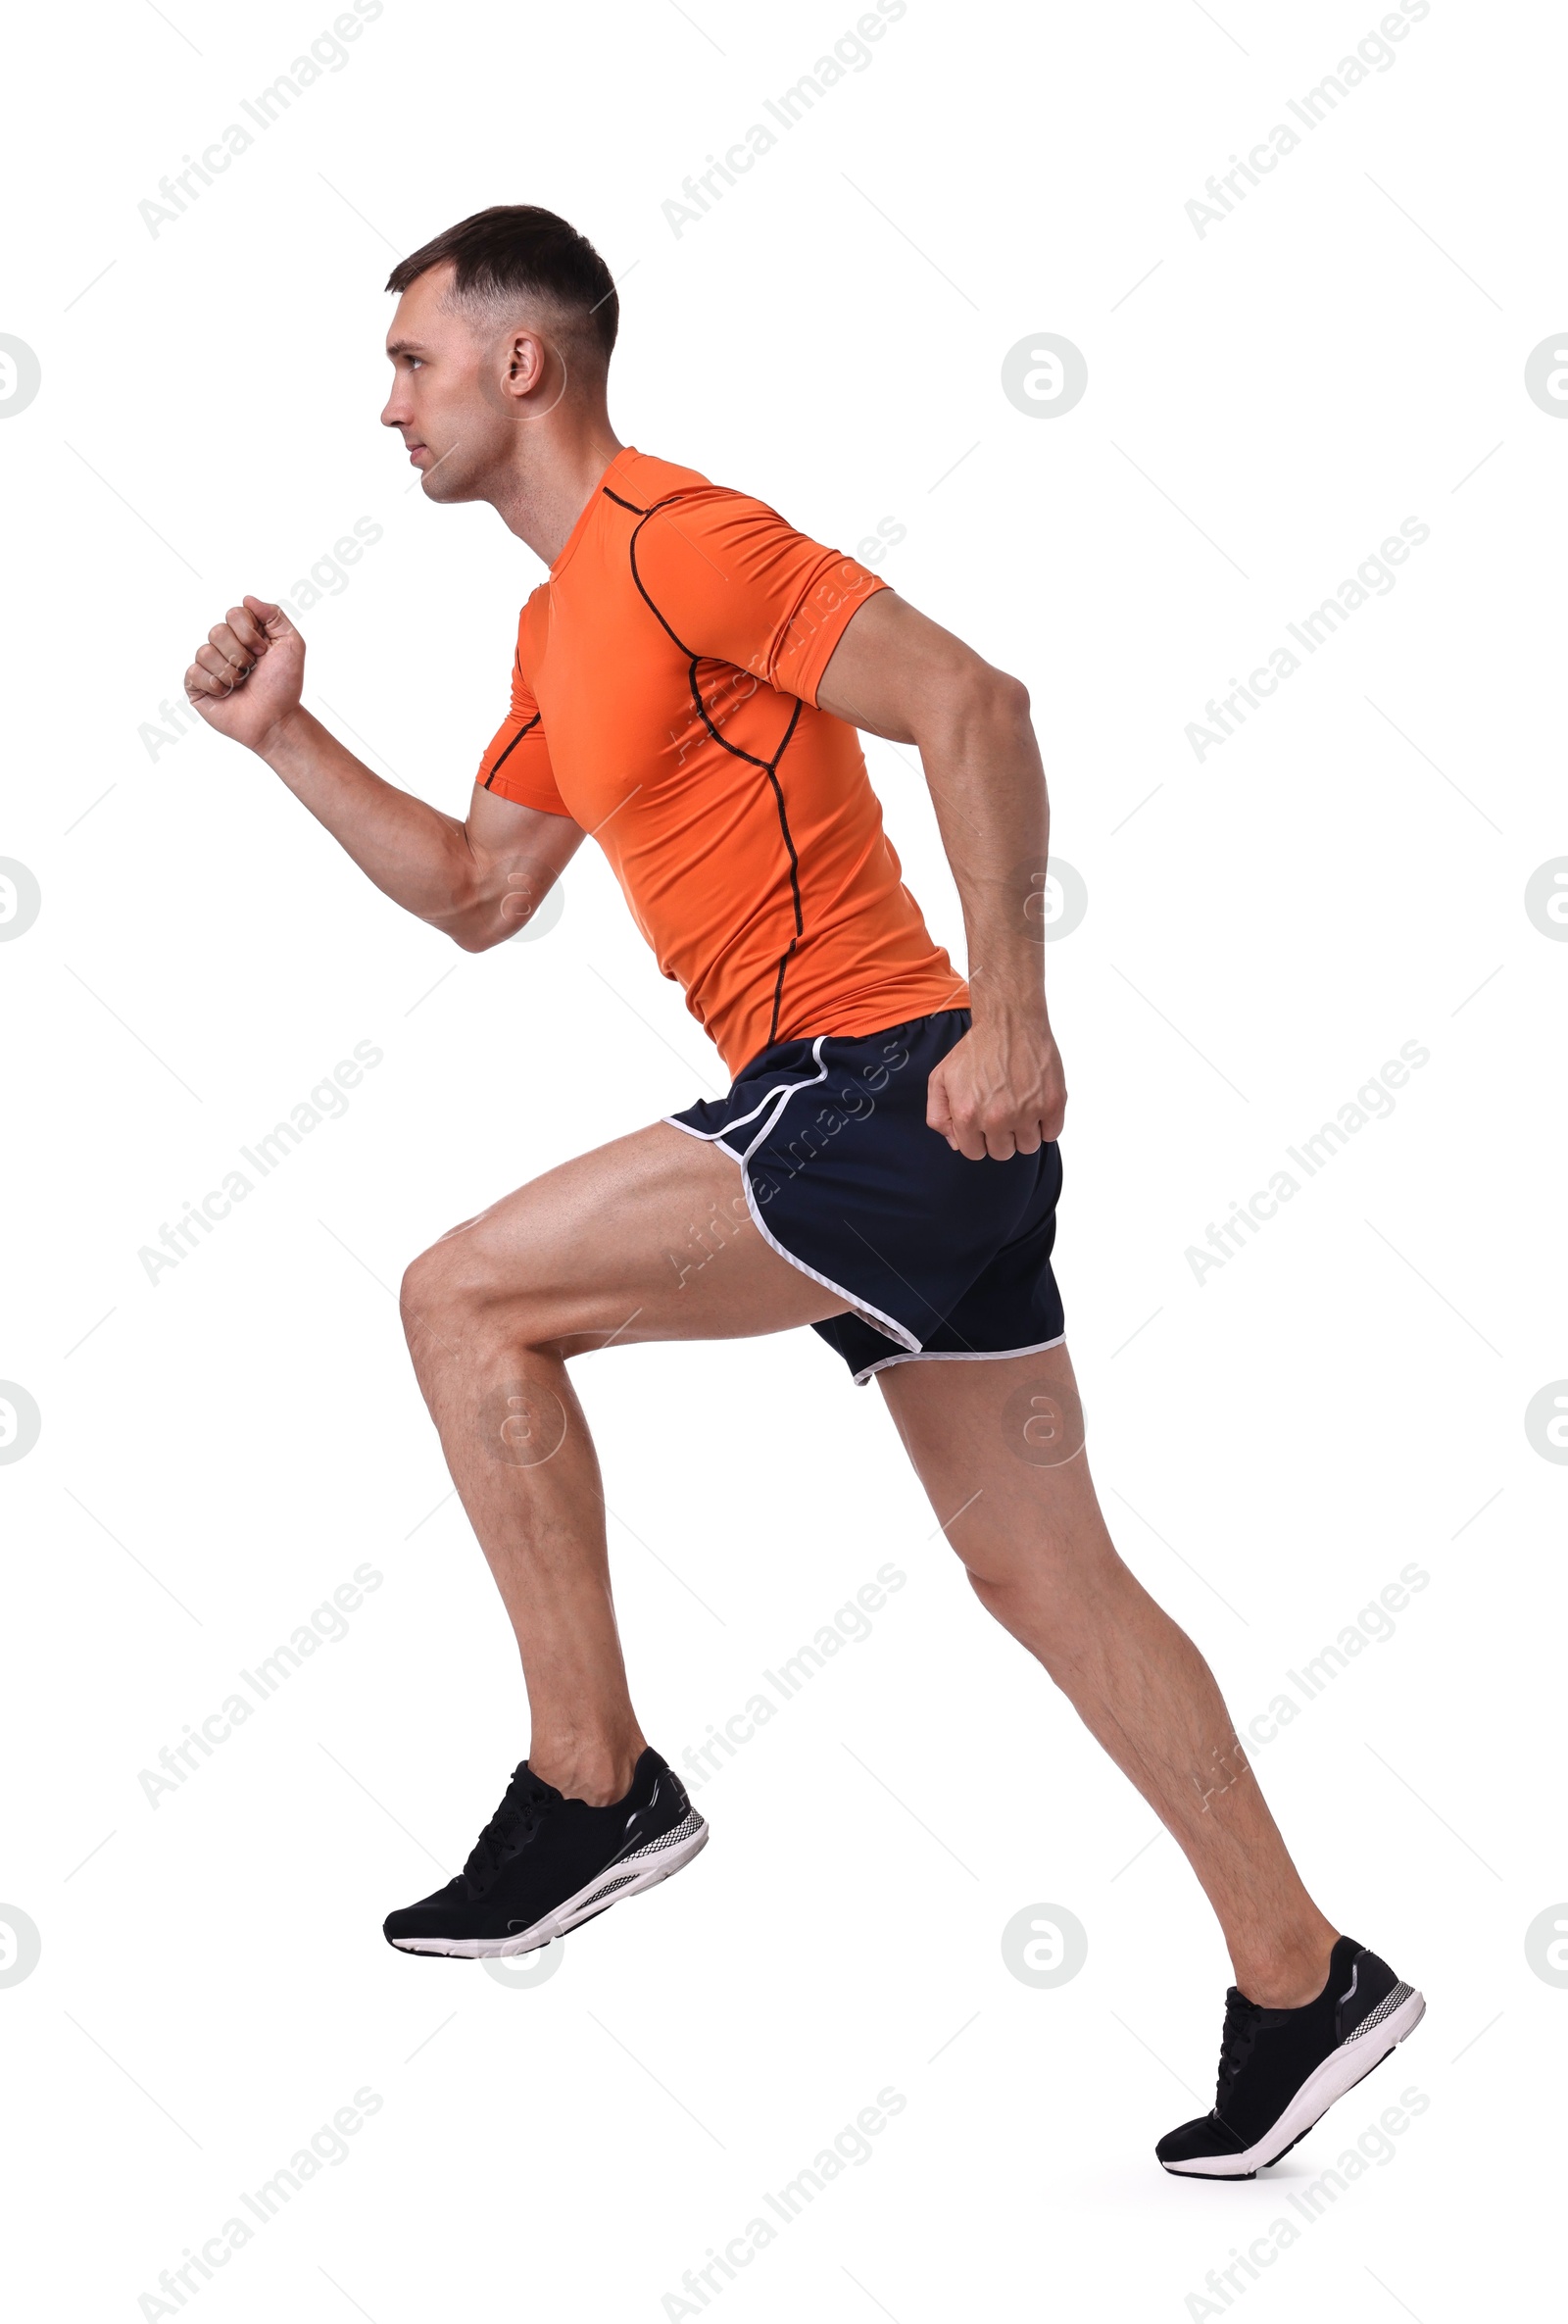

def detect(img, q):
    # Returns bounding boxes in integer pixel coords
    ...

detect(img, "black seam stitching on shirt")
[760,700,805,931]
[677,656,776,774]
[482,710,541,789]
[766,938,800,1048]
[760,707,805,1043]
[627,516,803,782]
[623,507,810,1036]
[604,486,689,519]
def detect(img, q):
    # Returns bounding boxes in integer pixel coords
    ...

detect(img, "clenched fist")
[184,597,305,752]
[927,1012,1066,1161]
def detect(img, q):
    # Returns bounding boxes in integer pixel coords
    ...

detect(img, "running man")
[183,206,1424,2175]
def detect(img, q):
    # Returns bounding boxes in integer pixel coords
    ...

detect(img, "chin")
[420,468,473,505]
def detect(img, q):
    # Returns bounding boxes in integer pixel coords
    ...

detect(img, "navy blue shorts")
[666,1010,1065,1384]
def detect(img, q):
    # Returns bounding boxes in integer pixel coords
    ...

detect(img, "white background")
[3,1,1563,2317]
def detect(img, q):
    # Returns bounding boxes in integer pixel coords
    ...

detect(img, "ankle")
[529,1734,645,1806]
[1232,1926,1340,2010]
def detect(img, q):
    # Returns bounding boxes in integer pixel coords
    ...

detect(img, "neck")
[489,412,626,566]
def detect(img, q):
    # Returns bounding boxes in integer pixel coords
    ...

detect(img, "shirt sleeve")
[631,488,888,707]
[475,639,569,814]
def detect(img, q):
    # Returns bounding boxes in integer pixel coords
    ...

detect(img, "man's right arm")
[184,594,583,951]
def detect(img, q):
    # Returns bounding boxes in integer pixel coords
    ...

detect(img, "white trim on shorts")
[661,1038,922,1355]
[847,1333,1067,1387]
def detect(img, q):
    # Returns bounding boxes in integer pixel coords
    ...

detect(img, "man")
[184,205,1423,2175]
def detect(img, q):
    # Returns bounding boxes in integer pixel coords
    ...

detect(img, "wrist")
[255,701,314,767]
[965,965,1049,1028]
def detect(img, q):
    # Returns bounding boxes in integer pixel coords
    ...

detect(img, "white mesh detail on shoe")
[577,1872,640,1907]
[622,1808,704,1864]
[1347,1980,1414,2041]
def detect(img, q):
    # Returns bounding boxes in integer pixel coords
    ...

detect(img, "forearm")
[257,706,480,938]
[813,587,1063,1156]
[187,595,579,949]
[914,673,1052,1023]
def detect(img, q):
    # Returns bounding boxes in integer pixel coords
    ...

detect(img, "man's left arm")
[815,588,1065,1161]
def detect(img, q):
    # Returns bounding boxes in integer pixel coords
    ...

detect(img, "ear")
[502,327,551,404]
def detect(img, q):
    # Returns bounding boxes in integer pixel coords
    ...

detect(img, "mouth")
[407,442,429,466]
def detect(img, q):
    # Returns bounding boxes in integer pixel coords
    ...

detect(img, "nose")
[380,383,410,431]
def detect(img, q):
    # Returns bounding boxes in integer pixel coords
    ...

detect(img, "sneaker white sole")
[1160,1986,1427,2178]
[389,1810,710,1958]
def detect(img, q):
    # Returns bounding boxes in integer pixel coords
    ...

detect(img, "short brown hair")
[386,205,618,364]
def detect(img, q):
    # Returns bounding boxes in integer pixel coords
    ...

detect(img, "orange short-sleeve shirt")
[477,448,965,1074]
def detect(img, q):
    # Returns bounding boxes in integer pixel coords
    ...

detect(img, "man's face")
[380,262,528,503]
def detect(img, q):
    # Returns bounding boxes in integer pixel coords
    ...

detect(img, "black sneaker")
[383,1747,708,1957]
[1156,1935,1426,2178]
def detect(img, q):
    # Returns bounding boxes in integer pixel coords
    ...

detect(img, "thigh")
[876,1342,1114,1578]
[417,1119,847,1354]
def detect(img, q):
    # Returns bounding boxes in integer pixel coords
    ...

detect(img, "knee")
[400,1220,556,1363]
[400,1230,495,1351]
[400,1242,455,1355]
[962,1554,1103,1685]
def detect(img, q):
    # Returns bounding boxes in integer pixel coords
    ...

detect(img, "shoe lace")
[1215,1988,1265,2102]
[464,1765,557,1887]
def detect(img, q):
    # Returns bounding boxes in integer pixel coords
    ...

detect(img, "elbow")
[449,903,511,954]
[985,668,1031,725]
[446,865,561,952]
[424,885,496,954]
[920,658,1031,751]
[1001,669,1031,722]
